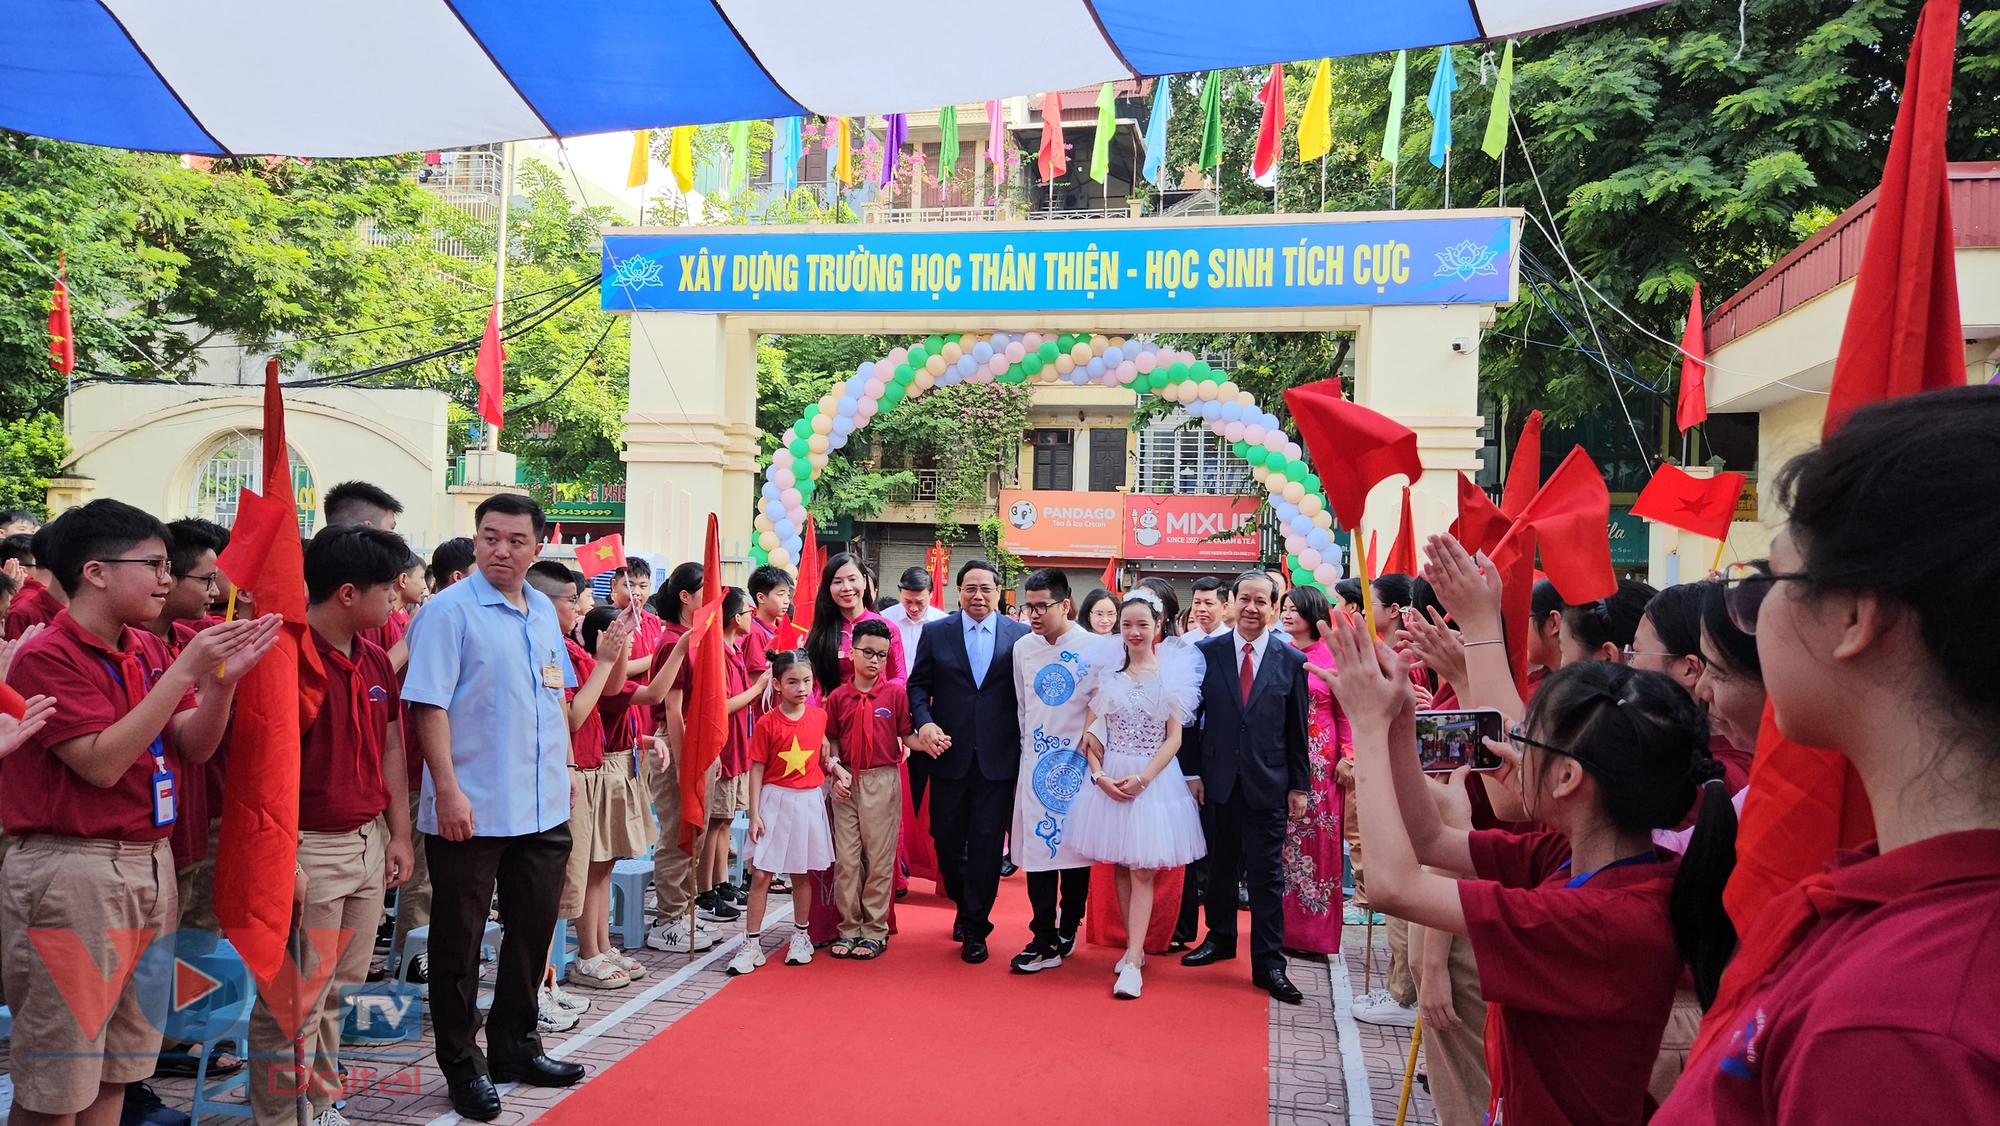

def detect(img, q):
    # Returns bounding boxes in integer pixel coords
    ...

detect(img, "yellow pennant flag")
[834,117,853,185]
[627,129,651,188]
[1299,58,1333,163]
[668,125,694,193]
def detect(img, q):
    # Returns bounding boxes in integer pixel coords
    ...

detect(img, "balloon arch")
[752,332,1344,589]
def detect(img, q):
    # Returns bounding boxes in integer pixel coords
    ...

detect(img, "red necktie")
[1240,641,1255,705]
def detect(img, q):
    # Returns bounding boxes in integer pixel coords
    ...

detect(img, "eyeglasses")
[176,570,222,588]
[1020,601,1056,617]
[96,557,171,578]
[1720,561,1810,635]
[1507,723,1574,761]
[1621,646,1698,664]
[851,647,892,662]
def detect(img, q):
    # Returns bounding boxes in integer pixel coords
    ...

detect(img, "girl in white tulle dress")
[1069,589,1208,999]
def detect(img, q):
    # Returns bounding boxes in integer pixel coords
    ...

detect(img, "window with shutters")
[1136,414,1250,495]
[1030,429,1073,491]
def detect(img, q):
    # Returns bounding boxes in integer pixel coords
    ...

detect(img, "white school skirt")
[748,782,835,876]
[1064,751,1208,869]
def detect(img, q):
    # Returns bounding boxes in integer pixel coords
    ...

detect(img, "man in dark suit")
[1179,569,1312,1003]
[908,559,1028,963]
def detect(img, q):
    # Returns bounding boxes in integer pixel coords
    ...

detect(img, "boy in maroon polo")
[1,499,280,1126]
[4,526,68,640]
[245,524,415,1126]
[823,618,919,958]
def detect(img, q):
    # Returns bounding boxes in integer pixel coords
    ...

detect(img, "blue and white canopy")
[2,0,1655,157]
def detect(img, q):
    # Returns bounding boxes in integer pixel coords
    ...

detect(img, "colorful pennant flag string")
[881,112,907,188]
[668,125,694,194]
[1299,59,1333,164]
[1198,72,1223,173]
[939,105,959,180]
[1251,64,1285,187]
[1141,77,1172,187]
[1090,82,1116,184]
[1039,91,1067,182]
[986,100,1006,187]
[626,129,650,189]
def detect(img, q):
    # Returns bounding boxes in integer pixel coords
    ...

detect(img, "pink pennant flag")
[987,99,1005,186]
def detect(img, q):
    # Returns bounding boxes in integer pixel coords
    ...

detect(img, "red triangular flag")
[1038,91,1067,181]
[1382,487,1417,576]
[929,542,950,609]
[48,264,74,376]
[1629,464,1746,542]
[1500,409,1542,518]
[678,515,727,852]
[575,533,626,579]
[1492,446,1617,606]
[1677,285,1709,433]
[547,522,562,546]
[1283,380,1424,529]
[475,302,506,429]
[790,514,821,631]
[213,358,327,986]
[1101,556,1119,592]
[1252,65,1286,181]
[1823,0,1963,439]
[1448,473,1510,557]
[1366,530,1381,580]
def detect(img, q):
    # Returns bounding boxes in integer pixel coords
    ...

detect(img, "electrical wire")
[193,275,589,350]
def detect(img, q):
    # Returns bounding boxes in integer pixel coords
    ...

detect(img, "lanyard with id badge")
[96,656,176,826]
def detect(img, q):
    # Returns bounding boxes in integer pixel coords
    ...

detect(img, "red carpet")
[539,875,1269,1126]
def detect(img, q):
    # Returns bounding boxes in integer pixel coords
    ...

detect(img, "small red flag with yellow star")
[575,533,626,579]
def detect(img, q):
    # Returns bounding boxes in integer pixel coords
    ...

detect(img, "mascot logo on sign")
[1008,499,1037,531]
[1132,504,1162,548]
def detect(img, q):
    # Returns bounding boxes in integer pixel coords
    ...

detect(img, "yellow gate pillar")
[622,311,760,573]
[1349,303,1495,573]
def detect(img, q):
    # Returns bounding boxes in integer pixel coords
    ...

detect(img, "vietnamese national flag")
[791,514,821,631]
[1381,487,1417,576]
[1488,447,1618,692]
[576,533,626,579]
[1283,380,1424,529]
[474,301,506,429]
[48,266,74,375]
[1251,65,1286,185]
[213,358,328,986]
[1448,473,1510,557]
[1038,91,1067,182]
[1629,464,1746,543]
[928,542,950,609]
[1499,409,1542,518]
[1677,285,1709,433]
[1822,0,1963,439]
[1101,556,1120,593]
[677,514,728,851]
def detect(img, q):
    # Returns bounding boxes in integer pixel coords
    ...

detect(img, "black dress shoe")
[952,919,965,943]
[490,1054,585,1088]
[960,938,989,964]
[447,1075,502,1121]
[1255,965,1305,1005]
[999,859,1019,877]
[1180,937,1237,967]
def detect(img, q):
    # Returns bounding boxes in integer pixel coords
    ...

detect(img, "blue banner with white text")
[600,216,1516,314]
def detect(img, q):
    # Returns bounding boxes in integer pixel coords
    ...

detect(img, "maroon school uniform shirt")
[2,610,199,841]
[1655,830,2000,1126]
[720,637,752,777]
[564,639,609,770]
[161,618,215,865]
[628,608,668,661]
[1460,829,1683,1126]
[823,679,912,771]
[299,628,400,833]
[4,577,63,640]
[1709,733,1753,796]
[646,619,692,734]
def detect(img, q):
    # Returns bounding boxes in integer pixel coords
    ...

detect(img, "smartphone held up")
[1415,709,1505,774]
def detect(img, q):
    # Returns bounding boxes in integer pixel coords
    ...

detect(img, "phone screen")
[1414,709,1506,773]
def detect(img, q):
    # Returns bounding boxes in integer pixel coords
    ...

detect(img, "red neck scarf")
[313,630,370,752]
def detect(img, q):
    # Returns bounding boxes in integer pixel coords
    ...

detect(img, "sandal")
[569,954,631,990]
[849,939,884,960]
[828,937,857,958]
[609,950,648,980]
[155,1040,243,1079]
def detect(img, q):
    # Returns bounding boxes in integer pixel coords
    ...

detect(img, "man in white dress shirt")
[887,566,947,674]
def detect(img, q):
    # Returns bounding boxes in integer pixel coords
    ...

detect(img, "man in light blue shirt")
[402,493,584,1120]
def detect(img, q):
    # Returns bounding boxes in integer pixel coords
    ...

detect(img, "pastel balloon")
[829,431,849,450]
[774,518,795,538]
[1284,442,1302,461]
[1222,420,1247,442]
[1219,401,1243,423]
[1314,562,1339,586]
[837,396,859,416]
[1005,342,1026,363]
[781,486,803,507]
[887,347,908,365]
[914,372,935,390]
[1298,548,1323,571]
[972,342,993,363]
[1298,495,1323,517]
[941,342,962,363]
[1085,357,1106,377]
[1284,534,1305,555]
[1264,432,1288,452]
[1312,509,1334,529]
[1116,360,1136,381]
[1090,335,1109,356]
[1244,424,1267,446]
[1022,332,1042,350]
[1134,351,1156,374]
[864,378,885,398]
[810,414,832,435]
[925,355,946,376]
[1054,354,1075,375]
[769,548,792,568]
[770,467,795,489]
[1291,514,1314,535]
[1282,481,1306,504]
[990,355,1011,375]
[1307,528,1332,551]
[1071,342,1092,364]
[1217,381,1239,399]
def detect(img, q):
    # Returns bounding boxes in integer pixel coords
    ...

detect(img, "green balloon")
[751,545,769,565]
[1302,473,1322,493]
[1189,360,1212,382]
[1166,362,1189,384]
[1293,568,1315,584]
[1055,334,1073,352]
[881,386,904,408]
[1033,341,1054,363]
[1246,446,1269,467]
[1231,439,1250,459]
[924,335,945,355]
[804,403,820,419]
[894,363,913,382]
[1022,354,1043,376]
[788,437,810,458]
[1265,452,1288,476]
[1288,462,1309,482]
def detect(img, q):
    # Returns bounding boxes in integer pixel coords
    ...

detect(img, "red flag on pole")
[1283,380,1424,529]
[1677,285,1709,433]
[1038,91,1067,181]
[1499,409,1542,518]
[928,542,950,609]
[1697,0,1960,1067]
[1629,465,1746,543]
[1447,473,1510,556]
[547,522,561,546]
[1251,65,1286,182]
[1381,487,1417,576]
[575,533,626,579]
[474,302,506,428]
[1366,531,1380,580]
[1491,447,1618,607]
[48,262,74,375]
[677,514,727,851]
[791,514,821,631]
[1822,0,1964,439]
[213,358,327,985]
[1100,556,1120,593]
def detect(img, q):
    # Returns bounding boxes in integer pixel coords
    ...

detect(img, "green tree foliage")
[0,414,67,517]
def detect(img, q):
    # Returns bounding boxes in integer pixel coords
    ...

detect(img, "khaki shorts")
[707,764,747,822]
[561,767,600,919]
[2,836,177,1115]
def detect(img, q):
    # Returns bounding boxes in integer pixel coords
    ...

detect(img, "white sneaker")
[646,920,717,953]
[726,943,765,976]
[1353,994,1419,1028]
[1354,988,1396,1009]
[313,1108,351,1126]
[1113,962,1144,1000]
[784,930,813,965]
[549,979,593,1011]
[537,990,582,1033]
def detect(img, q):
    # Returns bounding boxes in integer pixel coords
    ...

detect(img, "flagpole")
[1444,148,1451,209]
[487,141,512,454]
